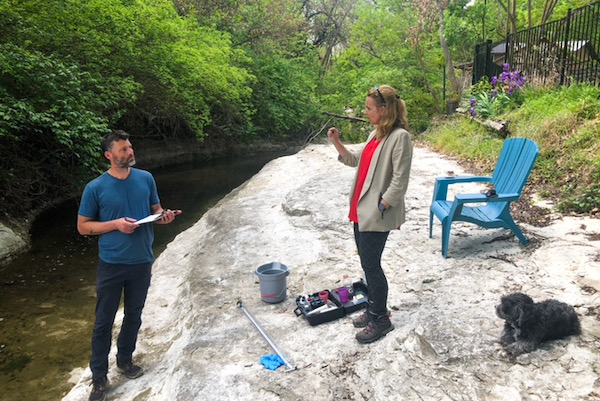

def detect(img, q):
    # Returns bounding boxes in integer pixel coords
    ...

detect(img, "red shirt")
[349,137,381,223]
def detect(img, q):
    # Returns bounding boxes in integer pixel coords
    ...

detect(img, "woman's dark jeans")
[90,259,152,380]
[353,223,390,317]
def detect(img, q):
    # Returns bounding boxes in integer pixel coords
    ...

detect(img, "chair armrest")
[435,176,492,184]
[432,176,492,202]
[454,192,521,203]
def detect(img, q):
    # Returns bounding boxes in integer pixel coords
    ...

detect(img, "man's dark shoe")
[117,361,144,379]
[356,315,394,344]
[89,377,108,401]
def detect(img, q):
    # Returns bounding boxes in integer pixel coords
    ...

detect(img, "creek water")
[0,150,290,401]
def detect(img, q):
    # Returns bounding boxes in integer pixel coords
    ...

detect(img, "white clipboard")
[135,212,164,224]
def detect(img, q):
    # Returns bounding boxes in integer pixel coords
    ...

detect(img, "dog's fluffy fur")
[495,292,581,357]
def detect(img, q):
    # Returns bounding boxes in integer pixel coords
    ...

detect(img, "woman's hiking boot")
[352,310,371,328]
[353,302,390,329]
[355,313,394,344]
[353,300,375,328]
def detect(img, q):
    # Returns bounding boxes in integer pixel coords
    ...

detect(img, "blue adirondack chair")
[429,138,539,258]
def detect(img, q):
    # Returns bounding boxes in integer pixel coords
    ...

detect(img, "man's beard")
[115,156,136,168]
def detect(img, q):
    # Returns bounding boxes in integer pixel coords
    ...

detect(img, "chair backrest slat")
[491,138,539,195]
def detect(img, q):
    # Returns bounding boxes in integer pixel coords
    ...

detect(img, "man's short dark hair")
[101,130,130,153]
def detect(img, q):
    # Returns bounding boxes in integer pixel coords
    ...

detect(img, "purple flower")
[473,62,524,117]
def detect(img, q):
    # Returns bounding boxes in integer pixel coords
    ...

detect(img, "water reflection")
[0,150,291,401]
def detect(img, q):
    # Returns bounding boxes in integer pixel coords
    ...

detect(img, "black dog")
[495,292,581,358]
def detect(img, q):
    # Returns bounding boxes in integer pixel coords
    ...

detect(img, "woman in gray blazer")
[328,85,413,344]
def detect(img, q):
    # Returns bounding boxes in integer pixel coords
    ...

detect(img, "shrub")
[559,183,600,214]
[469,64,526,119]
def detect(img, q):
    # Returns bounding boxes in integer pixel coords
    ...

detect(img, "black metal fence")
[473,0,600,86]
[473,40,504,85]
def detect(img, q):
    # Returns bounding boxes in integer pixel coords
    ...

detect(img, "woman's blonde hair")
[367,85,409,139]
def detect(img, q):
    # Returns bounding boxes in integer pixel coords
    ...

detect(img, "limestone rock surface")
[63,144,600,401]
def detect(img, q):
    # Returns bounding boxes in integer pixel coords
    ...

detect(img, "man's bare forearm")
[77,219,120,236]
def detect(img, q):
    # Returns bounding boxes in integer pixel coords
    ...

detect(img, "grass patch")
[422,83,600,215]
[423,118,504,172]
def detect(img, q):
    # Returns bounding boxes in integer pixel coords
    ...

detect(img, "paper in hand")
[135,212,164,224]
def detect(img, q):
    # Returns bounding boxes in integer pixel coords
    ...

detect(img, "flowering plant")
[469,63,526,119]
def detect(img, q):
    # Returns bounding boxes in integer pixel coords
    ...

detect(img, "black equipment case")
[294,281,369,326]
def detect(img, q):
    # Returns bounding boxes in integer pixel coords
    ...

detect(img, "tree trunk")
[496,0,518,33]
[438,3,460,96]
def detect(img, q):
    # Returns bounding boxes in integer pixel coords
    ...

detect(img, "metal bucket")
[255,262,290,303]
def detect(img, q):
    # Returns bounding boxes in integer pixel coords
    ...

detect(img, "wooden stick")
[321,111,368,123]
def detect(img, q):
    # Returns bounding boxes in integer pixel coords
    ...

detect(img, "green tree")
[0,44,131,214]
[302,0,360,68]
[0,0,256,217]
[1,0,253,141]
[178,0,324,141]
[322,0,445,133]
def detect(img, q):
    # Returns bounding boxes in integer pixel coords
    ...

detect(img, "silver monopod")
[237,300,296,371]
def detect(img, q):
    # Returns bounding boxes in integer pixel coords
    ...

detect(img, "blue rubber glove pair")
[260,354,284,370]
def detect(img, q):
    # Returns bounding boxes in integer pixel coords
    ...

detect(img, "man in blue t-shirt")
[78,130,181,401]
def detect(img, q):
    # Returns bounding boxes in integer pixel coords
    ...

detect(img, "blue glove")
[260,354,284,370]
